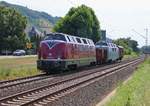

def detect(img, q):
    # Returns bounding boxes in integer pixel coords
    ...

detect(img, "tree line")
[113,37,140,55]
[0,5,140,55]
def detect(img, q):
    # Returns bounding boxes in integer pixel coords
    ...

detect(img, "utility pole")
[145,28,148,48]
[132,28,149,56]
[132,29,148,47]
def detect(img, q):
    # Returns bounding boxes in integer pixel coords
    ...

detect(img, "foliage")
[113,37,139,55]
[0,6,27,52]
[53,5,100,43]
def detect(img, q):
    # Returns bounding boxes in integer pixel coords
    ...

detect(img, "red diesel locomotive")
[37,33,96,73]
[37,33,124,73]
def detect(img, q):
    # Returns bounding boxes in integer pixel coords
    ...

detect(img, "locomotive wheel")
[108,59,112,63]
[90,62,96,66]
[68,64,77,70]
[45,68,59,74]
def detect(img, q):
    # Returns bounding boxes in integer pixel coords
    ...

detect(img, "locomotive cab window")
[82,39,87,44]
[67,36,71,42]
[76,38,82,43]
[96,42,107,46]
[72,37,76,43]
[45,34,67,41]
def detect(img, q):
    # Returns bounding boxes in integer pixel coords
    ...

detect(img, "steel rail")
[0,74,53,90]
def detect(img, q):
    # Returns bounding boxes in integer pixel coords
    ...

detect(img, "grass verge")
[123,52,140,59]
[0,56,41,80]
[104,57,150,106]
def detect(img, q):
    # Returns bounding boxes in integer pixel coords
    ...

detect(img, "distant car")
[13,50,26,56]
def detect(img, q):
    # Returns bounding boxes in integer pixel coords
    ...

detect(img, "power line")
[131,28,148,47]
[131,29,146,39]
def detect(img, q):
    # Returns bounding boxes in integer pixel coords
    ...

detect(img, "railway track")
[0,74,53,89]
[0,57,144,106]
[0,74,55,99]
[0,57,135,91]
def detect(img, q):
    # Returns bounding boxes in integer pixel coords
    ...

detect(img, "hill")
[0,1,60,34]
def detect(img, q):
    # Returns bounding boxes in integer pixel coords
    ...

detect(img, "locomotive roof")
[118,45,124,48]
[45,33,95,46]
[95,41,118,48]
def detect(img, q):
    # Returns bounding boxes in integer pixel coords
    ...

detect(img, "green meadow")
[0,56,41,80]
[105,57,150,106]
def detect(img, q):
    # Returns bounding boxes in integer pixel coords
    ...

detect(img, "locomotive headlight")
[48,53,52,56]
[47,53,52,59]
[57,57,61,60]
[57,53,61,60]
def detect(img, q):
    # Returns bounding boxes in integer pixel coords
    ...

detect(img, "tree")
[53,5,100,43]
[113,37,139,55]
[0,7,27,52]
[128,39,139,52]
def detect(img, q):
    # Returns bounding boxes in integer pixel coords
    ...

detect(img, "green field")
[0,56,41,80]
[105,57,150,106]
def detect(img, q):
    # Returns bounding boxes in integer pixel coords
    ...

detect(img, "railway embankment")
[48,58,143,106]
[100,57,150,106]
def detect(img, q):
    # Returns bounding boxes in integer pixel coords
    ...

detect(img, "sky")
[1,0,150,47]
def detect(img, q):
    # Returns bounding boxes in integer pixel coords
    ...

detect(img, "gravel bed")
[44,60,142,106]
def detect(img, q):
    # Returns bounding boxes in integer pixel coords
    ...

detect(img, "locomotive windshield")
[95,42,108,46]
[44,33,66,41]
